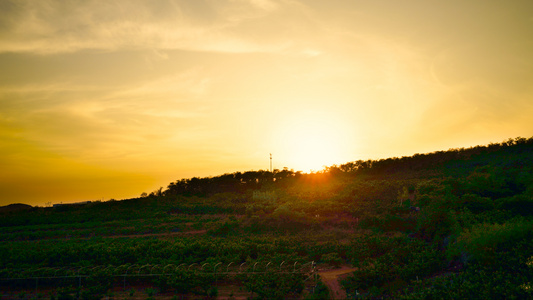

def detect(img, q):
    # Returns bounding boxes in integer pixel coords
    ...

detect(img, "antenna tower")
[270,153,272,172]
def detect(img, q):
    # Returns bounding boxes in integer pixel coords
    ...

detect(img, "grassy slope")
[1,137,532,299]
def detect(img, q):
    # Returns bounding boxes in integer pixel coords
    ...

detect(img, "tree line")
[150,136,533,197]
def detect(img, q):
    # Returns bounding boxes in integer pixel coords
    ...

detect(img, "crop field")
[2,138,533,299]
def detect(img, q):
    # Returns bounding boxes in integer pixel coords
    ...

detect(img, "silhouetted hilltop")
[153,136,533,197]
[0,203,32,213]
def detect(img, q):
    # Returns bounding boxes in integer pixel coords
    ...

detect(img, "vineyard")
[1,137,533,299]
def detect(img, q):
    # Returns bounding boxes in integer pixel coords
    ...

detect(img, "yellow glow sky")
[1,0,533,206]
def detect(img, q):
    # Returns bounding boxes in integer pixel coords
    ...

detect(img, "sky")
[1,0,533,206]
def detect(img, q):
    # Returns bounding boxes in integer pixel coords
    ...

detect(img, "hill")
[0,203,32,213]
[0,136,532,299]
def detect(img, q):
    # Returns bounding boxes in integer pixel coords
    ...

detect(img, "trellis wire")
[0,261,316,291]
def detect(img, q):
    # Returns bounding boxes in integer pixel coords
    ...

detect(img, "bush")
[244,271,305,300]
[382,214,416,232]
[416,204,457,241]
[448,218,533,264]
[322,252,342,268]
[498,195,533,216]
[397,257,533,299]
[343,238,445,295]
[461,194,494,213]
[306,280,329,299]
[80,269,112,300]
[208,217,240,236]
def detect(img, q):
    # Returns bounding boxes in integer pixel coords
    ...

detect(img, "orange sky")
[1,0,533,206]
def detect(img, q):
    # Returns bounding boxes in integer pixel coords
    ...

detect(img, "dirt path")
[105,229,207,239]
[35,229,208,241]
[318,266,356,299]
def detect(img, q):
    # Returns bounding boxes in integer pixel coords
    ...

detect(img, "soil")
[104,229,207,239]
[318,266,356,299]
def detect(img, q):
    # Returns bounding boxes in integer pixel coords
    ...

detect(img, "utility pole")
[270,153,272,173]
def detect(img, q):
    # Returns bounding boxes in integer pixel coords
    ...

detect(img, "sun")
[274,110,348,173]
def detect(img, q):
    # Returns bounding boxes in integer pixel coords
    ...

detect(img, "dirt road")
[318,266,356,299]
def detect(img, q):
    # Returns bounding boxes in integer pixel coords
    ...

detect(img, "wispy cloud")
[2,0,533,205]
[0,0,303,54]
[0,66,217,166]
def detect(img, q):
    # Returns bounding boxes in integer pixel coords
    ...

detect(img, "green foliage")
[322,252,342,267]
[448,218,533,264]
[398,255,533,299]
[208,216,240,236]
[380,214,416,232]
[415,200,458,241]
[498,194,533,216]
[1,136,532,299]
[80,268,113,300]
[344,237,445,295]
[145,287,158,297]
[460,193,494,213]
[56,288,76,300]
[244,271,305,300]
[306,280,329,299]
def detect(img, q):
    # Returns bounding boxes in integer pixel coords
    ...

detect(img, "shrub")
[498,195,533,216]
[80,269,112,300]
[322,252,342,268]
[416,205,457,241]
[208,217,240,236]
[306,280,329,299]
[448,218,533,264]
[244,271,304,300]
[461,193,494,213]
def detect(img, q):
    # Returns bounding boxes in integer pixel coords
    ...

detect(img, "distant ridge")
[0,203,32,213]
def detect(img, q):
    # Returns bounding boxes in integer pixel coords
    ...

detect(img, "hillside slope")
[1,137,532,299]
